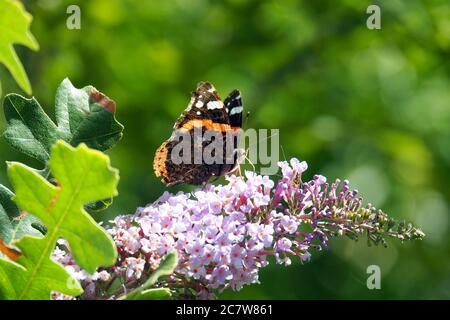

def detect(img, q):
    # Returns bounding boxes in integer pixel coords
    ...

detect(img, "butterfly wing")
[175,82,230,129]
[218,89,244,176]
[224,89,243,128]
[154,82,234,186]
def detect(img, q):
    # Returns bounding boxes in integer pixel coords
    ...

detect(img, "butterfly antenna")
[243,148,256,172]
[240,127,279,176]
[244,111,251,130]
[280,144,287,161]
[237,163,243,177]
[260,131,279,144]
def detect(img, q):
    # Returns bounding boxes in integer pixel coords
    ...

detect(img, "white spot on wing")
[196,111,201,115]
[207,100,223,110]
[195,101,204,108]
[230,106,243,115]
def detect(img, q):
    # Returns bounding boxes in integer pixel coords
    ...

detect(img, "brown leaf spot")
[89,89,116,113]
[12,211,28,222]
[0,239,22,261]
[47,188,62,214]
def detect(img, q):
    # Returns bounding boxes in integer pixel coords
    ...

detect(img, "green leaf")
[120,251,177,300]
[0,184,42,245]
[140,251,178,288]
[0,236,83,299]
[1,78,124,221]
[3,78,124,164]
[0,140,119,299]
[55,78,124,151]
[0,0,39,95]
[0,187,14,245]
[131,288,172,300]
[85,197,113,213]
[3,95,57,163]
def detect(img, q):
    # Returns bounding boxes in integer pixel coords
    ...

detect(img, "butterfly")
[153,82,244,186]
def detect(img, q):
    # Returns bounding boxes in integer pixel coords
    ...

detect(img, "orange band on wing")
[180,120,241,132]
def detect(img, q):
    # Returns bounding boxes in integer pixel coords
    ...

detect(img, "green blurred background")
[0,0,449,299]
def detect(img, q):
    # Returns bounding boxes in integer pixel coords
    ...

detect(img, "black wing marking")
[174,82,229,130]
[224,89,243,128]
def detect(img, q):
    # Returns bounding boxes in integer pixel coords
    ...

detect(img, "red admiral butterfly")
[153,82,243,186]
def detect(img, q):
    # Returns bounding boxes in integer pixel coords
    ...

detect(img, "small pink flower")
[209,200,222,214]
[280,215,299,234]
[92,270,111,282]
[314,174,327,185]
[212,265,233,284]
[204,226,219,243]
[262,175,274,190]
[124,257,145,279]
[158,235,175,255]
[239,198,254,213]
[300,251,312,262]
[257,225,274,247]
[230,245,245,268]
[278,161,293,179]
[276,237,292,251]
[186,240,205,256]
[190,265,206,280]
[290,158,308,174]
[202,244,216,265]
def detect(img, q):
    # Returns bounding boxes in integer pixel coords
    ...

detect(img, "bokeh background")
[0,0,449,299]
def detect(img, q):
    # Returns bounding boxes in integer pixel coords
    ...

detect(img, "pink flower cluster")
[125,168,307,293]
[52,158,424,299]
